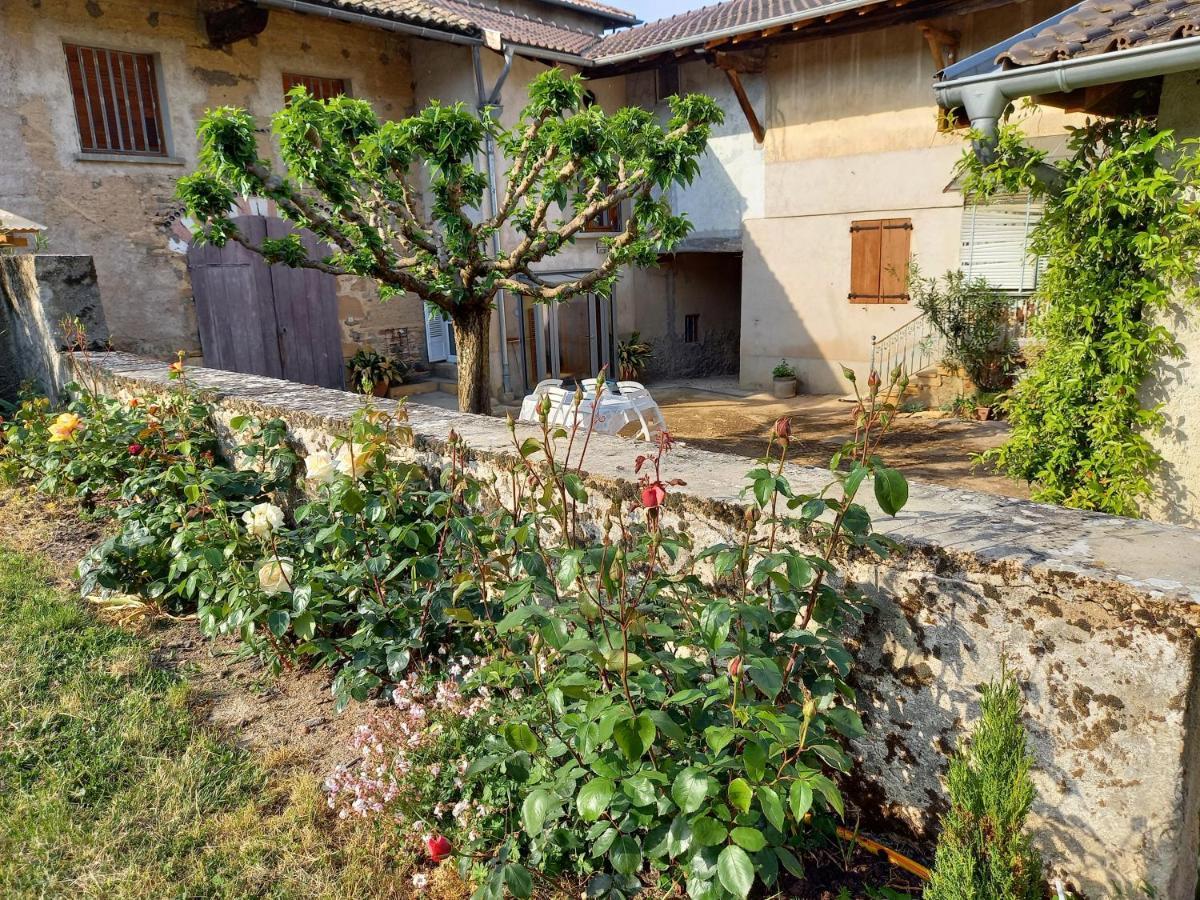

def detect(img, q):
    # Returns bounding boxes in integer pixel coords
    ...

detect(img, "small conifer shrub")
[925,666,1044,900]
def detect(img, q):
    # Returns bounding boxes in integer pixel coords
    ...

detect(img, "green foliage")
[962,118,1200,515]
[346,346,406,393]
[616,331,653,379]
[179,69,723,411]
[910,265,1015,391]
[925,666,1043,900]
[3,364,917,898]
[772,359,796,379]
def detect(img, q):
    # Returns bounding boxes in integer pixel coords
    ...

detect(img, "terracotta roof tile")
[438,0,603,53]
[587,0,871,60]
[997,0,1200,66]
[310,0,479,32]
[540,0,638,24]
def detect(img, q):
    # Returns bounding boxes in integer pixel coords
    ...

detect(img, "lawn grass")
[0,546,417,899]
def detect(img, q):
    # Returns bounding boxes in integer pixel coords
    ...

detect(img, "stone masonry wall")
[75,352,1200,899]
[0,255,109,401]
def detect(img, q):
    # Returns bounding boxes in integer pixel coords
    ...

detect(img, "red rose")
[641,483,666,510]
[128,443,143,455]
[425,834,452,862]
[773,416,791,442]
[728,656,743,679]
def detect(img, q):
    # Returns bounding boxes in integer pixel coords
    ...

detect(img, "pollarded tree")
[177,69,722,413]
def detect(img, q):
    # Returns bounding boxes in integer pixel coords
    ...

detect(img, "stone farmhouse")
[3,0,1091,401]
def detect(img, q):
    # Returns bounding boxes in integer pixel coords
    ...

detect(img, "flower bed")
[2,360,938,899]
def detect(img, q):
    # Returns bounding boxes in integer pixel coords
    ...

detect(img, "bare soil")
[0,487,363,775]
[651,384,1029,501]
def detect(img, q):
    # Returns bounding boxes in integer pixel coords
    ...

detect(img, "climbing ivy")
[962,118,1200,516]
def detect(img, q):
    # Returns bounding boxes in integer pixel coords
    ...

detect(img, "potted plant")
[347,347,403,396]
[772,359,798,399]
[973,390,1001,421]
[617,332,653,381]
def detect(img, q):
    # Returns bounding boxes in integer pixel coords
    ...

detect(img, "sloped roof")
[586,0,879,61]
[538,0,638,25]
[996,0,1200,67]
[439,0,602,54]
[314,0,479,32]
[0,209,46,235]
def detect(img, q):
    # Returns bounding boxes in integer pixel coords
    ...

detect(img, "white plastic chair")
[617,381,666,439]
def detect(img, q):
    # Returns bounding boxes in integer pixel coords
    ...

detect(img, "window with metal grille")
[960,193,1044,294]
[64,44,167,157]
[684,314,699,343]
[282,73,348,102]
[848,218,912,303]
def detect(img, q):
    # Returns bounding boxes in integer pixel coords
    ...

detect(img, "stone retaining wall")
[76,351,1200,899]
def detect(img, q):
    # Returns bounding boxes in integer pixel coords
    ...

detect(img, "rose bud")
[867,369,881,390]
[128,443,143,456]
[425,834,452,862]
[773,416,791,442]
[641,483,666,510]
[728,656,743,679]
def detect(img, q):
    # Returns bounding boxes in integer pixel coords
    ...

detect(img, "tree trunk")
[453,306,492,415]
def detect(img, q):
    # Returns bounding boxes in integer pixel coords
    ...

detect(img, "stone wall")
[0,255,109,401]
[75,351,1200,899]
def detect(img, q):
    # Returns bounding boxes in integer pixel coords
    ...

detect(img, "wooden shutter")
[282,73,348,102]
[64,44,166,156]
[849,218,911,303]
[425,308,450,363]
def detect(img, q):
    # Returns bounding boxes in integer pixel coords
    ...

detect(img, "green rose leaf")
[521,788,556,837]
[789,781,813,821]
[691,815,727,847]
[609,835,642,875]
[505,722,538,753]
[727,777,752,814]
[757,785,785,832]
[622,775,657,808]
[704,725,735,753]
[503,864,533,899]
[717,844,755,898]
[578,778,615,823]
[730,826,766,852]
[266,609,290,637]
[613,713,655,761]
[874,466,909,516]
[666,815,693,858]
[672,767,712,814]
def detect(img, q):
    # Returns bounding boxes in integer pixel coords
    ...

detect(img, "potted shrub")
[617,332,653,381]
[347,347,403,396]
[772,359,798,399]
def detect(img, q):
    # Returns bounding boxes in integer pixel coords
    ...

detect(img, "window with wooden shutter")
[282,73,348,102]
[960,194,1044,294]
[583,185,622,233]
[64,44,167,157]
[848,218,912,303]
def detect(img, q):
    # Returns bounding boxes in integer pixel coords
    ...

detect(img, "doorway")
[187,215,345,390]
[523,292,616,386]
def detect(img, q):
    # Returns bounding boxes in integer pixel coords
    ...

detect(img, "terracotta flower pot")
[371,379,390,397]
[974,406,991,421]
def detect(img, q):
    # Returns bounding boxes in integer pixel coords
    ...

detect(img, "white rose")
[335,442,375,478]
[304,450,337,485]
[242,501,285,539]
[258,557,294,595]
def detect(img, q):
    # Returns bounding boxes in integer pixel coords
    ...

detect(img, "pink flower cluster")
[324,664,494,830]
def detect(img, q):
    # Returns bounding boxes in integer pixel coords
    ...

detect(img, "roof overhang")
[934,33,1200,136]
[255,0,483,45]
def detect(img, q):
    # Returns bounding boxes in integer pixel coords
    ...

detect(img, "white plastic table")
[518,390,645,437]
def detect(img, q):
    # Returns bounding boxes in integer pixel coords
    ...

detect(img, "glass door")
[524,294,615,386]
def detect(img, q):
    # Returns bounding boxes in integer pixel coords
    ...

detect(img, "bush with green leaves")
[3,362,921,898]
[962,118,1200,515]
[925,666,1043,900]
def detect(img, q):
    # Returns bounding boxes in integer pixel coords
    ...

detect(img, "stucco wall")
[1141,69,1200,528]
[0,0,424,365]
[79,350,1200,899]
[738,0,1082,394]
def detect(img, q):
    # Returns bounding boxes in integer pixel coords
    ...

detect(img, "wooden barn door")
[187,215,345,389]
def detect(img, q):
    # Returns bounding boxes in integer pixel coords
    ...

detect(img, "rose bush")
[1,364,912,898]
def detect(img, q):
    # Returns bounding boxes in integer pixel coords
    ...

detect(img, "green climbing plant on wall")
[962,118,1200,516]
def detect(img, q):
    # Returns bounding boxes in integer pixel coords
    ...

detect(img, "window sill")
[74,152,186,166]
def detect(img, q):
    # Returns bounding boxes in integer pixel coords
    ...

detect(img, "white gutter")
[934,34,1200,141]
[587,0,880,66]
[256,0,482,45]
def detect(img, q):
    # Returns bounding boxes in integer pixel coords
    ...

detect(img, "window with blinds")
[848,218,912,303]
[64,44,167,157]
[960,194,1044,293]
[282,73,348,102]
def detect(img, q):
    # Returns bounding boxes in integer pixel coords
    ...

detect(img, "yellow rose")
[48,412,84,442]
